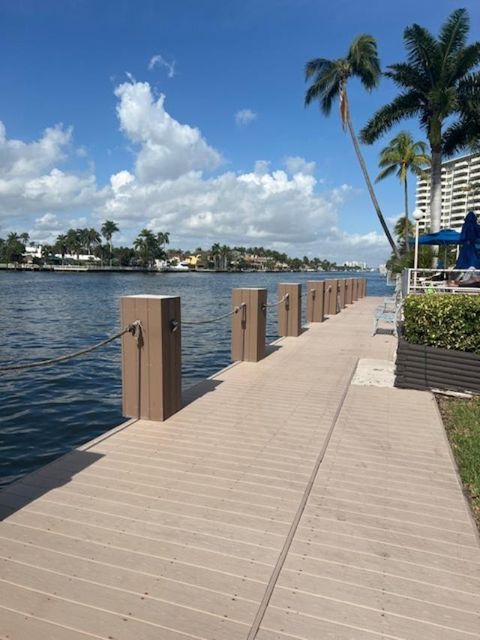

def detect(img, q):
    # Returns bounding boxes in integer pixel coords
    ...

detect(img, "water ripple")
[0,271,392,486]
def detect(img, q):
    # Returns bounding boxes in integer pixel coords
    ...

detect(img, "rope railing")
[182,303,246,326]
[262,293,289,310]
[0,321,142,373]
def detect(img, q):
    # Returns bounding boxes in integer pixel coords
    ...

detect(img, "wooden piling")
[324,279,339,315]
[352,278,359,301]
[306,281,325,323]
[278,283,301,337]
[121,295,182,422]
[231,288,267,362]
[345,278,353,305]
[358,278,365,298]
[338,279,346,309]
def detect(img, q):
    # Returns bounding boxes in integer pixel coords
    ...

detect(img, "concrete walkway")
[0,297,478,640]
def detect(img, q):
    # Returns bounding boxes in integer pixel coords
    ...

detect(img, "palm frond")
[443,72,480,155]
[304,58,343,115]
[439,8,469,60]
[375,164,398,183]
[386,63,429,92]
[451,44,480,83]
[347,34,381,90]
[360,91,421,144]
[305,58,332,80]
[403,23,441,81]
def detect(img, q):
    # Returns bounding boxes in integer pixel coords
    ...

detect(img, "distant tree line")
[0,222,367,271]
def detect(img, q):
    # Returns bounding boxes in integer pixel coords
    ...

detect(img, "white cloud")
[35,212,61,229]
[148,54,176,78]
[0,78,390,264]
[0,122,71,179]
[284,156,316,176]
[235,108,257,126]
[115,80,222,181]
[0,122,99,232]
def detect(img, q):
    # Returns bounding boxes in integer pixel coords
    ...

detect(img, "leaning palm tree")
[305,34,399,257]
[361,9,480,236]
[101,220,119,266]
[376,132,429,251]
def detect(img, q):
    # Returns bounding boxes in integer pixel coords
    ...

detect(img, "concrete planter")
[395,338,480,394]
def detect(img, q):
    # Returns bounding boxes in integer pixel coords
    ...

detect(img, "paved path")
[0,297,478,640]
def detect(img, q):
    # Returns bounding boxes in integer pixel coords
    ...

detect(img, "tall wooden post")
[278,283,301,337]
[121,295,181,422]
[324,279,339,315]
[345,278,353,305]
[363,277,368,297]
[306,281,325,323]
[358,278,364,298]
[231,288,267,362]
[338,279,346,309]
[352,279,359,301]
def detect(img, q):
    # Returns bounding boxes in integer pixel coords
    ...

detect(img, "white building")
[415,152,480,232]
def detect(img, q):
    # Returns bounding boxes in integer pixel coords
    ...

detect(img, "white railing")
[406,268,480,295]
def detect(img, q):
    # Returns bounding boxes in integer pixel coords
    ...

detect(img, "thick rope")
[182,303,245,326]
[0,321,142,372]
[262,293,289,309]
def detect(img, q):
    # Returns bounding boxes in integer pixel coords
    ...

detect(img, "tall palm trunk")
[346,106,400,258]
[430,147,442,233]
[404,177,409,252]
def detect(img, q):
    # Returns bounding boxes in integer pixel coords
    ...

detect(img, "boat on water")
[165,263,190,272]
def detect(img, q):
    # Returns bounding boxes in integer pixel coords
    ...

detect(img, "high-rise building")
[415,152,480,232]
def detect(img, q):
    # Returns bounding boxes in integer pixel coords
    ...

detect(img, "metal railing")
[405,268,480,295]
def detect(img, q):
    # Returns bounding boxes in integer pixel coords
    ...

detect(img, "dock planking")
[1,297,479,640]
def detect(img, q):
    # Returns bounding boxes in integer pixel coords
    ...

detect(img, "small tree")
[376,132,429,251]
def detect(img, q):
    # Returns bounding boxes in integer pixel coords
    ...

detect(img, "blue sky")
[0,0,478,264]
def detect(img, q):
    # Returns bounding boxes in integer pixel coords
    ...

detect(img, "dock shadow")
[182,378,223,408]
[265,343,283,356]
[0,449,103,521]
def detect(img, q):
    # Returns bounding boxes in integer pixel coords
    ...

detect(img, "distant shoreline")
[0,264,372,275]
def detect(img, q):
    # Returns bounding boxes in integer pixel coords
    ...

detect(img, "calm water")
[0,270,392,487]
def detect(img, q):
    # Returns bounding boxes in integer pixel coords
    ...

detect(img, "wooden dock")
[1,296,479,640]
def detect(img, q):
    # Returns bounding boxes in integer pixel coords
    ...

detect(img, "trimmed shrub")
[403,294,480,354]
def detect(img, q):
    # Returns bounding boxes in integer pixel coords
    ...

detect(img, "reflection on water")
[0,271,392,486]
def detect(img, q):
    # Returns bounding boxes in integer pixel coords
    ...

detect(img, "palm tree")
[361,9,480,236]
[101,220,119,266]
[66,228,82,263]
[85,228,101,255]
[54,234,68,265]
[220,245,231,271]
[305,34,399,257]
[134,229,158,267]
[443,73,480,156]
[156,231,170,260]
[376,132,429,251]
[393,215,415,254]
[5,232,25,266]
[210,243,221,270]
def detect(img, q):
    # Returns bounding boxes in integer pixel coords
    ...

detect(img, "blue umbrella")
[411,228,462,245]
[455,212,480,269]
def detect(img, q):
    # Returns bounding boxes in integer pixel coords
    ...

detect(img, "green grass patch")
[437,395,480,530]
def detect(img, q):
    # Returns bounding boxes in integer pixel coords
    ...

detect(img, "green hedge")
[403,294,480,354]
